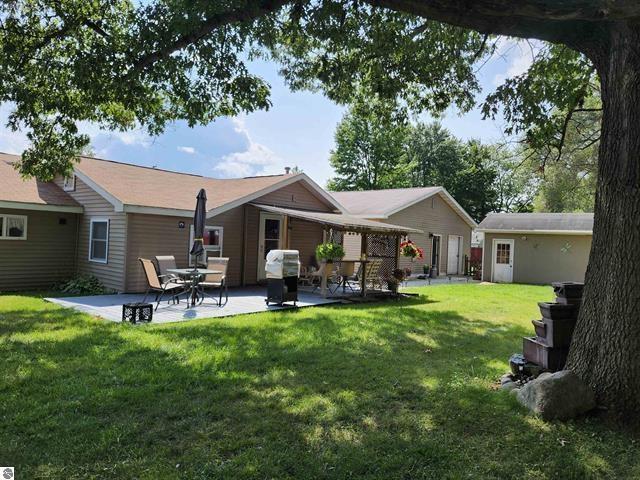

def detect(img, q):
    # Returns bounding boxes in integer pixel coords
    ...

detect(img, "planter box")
[523,336,568,371]
[538,302,578,320]
[552,281,584,299]
[531,317,576,348]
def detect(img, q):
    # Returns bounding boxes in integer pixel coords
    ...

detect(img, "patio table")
[167,268,222,307]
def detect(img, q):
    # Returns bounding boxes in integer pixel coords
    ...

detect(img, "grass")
[0,284,638,479]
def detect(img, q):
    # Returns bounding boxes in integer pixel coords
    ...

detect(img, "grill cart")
[265,249,300,306]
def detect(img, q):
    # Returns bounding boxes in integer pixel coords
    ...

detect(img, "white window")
[0,214,27,240]
[89,219,109,263]
[63,175,76,192]
[189,225,223,265]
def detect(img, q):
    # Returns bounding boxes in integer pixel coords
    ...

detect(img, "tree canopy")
[1,1,595,181]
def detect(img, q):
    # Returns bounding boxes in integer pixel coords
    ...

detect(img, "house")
[331,187,477,275]
[477,212,593,284]
[0,153,419,292]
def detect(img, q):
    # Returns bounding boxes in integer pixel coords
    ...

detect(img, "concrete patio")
[46,286,341,324]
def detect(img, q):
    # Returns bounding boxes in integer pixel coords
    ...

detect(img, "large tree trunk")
[566,24,640,419]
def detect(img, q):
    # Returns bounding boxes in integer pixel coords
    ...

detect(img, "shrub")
[58,275,106,296]
[315,242,345,262]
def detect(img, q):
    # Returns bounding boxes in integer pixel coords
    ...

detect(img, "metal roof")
[477,213,593,234]
[251,204,423,235]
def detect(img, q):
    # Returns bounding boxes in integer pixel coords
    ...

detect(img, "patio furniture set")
[299,258,384,296]
[139,255,229,311]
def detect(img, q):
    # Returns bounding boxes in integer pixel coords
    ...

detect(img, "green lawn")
[1,284,638,479]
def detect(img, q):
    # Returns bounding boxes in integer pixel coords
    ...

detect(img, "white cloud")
[177,145,196,154]
[215,116,284,178]
[493,39,543,86]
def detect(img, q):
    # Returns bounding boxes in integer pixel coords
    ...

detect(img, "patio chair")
[139,258,186,310]
[311,262,340,294]
[342,262,363,292]
[363,258,384,292]
[200,257,229,306]
[155,255,187,284]
[298,265,314,286]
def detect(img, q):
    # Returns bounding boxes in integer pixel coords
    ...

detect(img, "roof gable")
[331,186,477,228]
[72,157,343,218]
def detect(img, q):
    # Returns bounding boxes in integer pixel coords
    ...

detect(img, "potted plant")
[400,240,424,262]
[387,268,406,295]
[315,242,345,264]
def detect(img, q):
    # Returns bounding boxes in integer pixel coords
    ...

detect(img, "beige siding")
[255,180,334,212]
[482,233,591,284]
[54,176,126,291]
[386,194,472,275]
[243,206,260,285]
[124,207,247,292]
[288,218,324,267]
[0,208,78,290]
[124,213,191,292]
[342,233,363,260]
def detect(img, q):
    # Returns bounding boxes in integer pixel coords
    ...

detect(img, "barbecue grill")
[265,249,300,306]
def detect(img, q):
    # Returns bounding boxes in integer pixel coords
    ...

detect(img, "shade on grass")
[0,284,638,479]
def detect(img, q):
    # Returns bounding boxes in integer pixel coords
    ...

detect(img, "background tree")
[2,0,639,417]
[326,98,410,191]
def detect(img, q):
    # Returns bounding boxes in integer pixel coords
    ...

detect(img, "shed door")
[492,239,514,283]
[447,235,463,274]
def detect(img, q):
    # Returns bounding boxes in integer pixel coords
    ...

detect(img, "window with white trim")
[89,219,109,263]
[189,225,223,265]
[0,214,27,240]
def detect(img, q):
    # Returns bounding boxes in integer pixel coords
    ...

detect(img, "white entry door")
[492,239,514,283]
[447,235,463,274]
[257,212,284,281]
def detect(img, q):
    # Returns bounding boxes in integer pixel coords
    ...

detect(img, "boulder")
[516,370,596,420]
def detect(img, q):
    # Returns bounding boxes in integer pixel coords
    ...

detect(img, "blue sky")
[0,39,534,187]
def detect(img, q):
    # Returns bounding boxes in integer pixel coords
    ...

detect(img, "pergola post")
[360,232,368,296]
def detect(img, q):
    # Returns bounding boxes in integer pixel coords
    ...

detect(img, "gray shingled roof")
[477,213,593,233]
[330,186,477,227]
[331,187,441,216]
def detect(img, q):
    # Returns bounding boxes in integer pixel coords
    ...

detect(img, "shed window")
[0,214,27,240]
[89,219,109,263]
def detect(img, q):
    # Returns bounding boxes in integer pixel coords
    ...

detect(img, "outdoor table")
[167,268,222,307]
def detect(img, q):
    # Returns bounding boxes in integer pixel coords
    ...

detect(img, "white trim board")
[0,200,83,214]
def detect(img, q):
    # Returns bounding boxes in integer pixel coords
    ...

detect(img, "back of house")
[1,153,421,293]
[477,212,593,284]
[331,187,477,276]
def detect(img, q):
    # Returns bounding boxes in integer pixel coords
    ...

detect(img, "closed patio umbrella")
[190,188,207,268]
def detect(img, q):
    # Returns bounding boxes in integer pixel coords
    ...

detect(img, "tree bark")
[566,23,640,420]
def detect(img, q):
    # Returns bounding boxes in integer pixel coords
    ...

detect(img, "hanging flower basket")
[399,240,424,260]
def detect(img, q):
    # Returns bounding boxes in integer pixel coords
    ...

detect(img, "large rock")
[516,370,596,420]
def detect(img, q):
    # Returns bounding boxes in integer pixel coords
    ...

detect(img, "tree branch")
[128,0,292,74]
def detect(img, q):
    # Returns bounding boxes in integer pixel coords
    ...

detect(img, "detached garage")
[477,213,593,284]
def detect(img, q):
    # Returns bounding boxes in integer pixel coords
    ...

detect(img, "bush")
[315,242,345,262]
[58,275,106,296]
